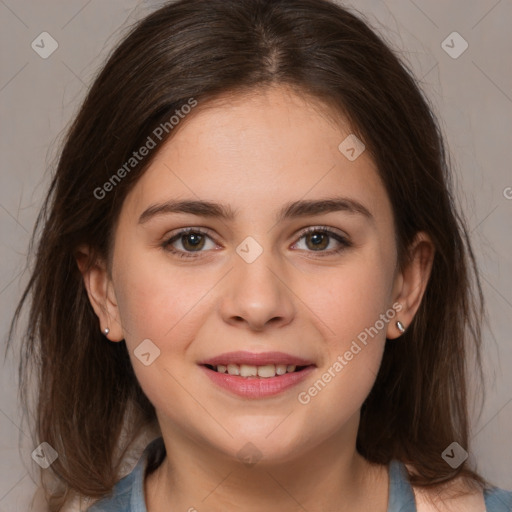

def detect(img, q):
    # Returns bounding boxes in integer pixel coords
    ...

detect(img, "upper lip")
[199,351,315,367]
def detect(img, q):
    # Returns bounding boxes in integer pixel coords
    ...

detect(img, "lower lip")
[200,365,315,398]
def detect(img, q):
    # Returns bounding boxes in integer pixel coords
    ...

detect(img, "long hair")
[8,0,486,509]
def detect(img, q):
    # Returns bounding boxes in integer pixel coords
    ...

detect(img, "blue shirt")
[88,437,512,511]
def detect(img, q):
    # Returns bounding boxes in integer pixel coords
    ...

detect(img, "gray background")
[1,0,511,510]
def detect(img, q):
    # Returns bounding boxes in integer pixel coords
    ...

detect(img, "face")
[99,85,405,463]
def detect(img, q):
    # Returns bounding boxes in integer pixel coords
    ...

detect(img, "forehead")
[121,85,392,227]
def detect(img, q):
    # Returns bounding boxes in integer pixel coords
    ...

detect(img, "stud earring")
[396,321,405,334]
[103,327,110,336]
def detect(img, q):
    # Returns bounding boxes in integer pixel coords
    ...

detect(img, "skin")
[78,85,483,511]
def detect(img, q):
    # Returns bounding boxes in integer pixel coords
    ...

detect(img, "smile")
[199,351,316,398]
[204,363,307,378]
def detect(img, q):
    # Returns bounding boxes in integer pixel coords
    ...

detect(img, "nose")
[219,248,296,332]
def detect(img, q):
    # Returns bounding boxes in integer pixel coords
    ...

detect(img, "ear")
[75,245,124,342]
[387,232,435,339]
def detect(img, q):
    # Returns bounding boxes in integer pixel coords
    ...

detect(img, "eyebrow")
[138,196,373,224]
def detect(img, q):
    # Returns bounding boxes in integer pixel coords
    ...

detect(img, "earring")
[103,327,110,336]
[396,321,405,334]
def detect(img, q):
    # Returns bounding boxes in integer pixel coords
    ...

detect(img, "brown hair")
[8,0,488,509]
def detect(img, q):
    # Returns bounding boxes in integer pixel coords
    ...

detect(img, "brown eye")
[180,232,206,251]
[293,227,351,256]
[162,228,216,258]
[304,231,330,251]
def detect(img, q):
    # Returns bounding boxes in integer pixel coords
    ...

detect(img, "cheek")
[304,250,394,348]
[112,247,215,347]
[112,251,213,422]
[295,251,393,408]
[295,300,388,440]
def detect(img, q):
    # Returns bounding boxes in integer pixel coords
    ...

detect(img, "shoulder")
[86,473,135,512]
[482,486,512,512]
[408,470,512,512]
[85,436,164,512]
[413,482,484,512]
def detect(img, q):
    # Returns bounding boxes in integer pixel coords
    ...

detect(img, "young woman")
[9,0,512,511]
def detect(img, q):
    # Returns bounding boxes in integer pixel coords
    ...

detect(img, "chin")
[217,423,310,464]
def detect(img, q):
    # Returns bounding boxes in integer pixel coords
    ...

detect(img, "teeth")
[240,364,258,377]
[257,364,276,378]
[213,363,302,378]
[276,364,287,375]
[227,364,239,376]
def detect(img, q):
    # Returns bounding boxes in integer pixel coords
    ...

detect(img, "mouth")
[203,363,311,378]
[198,351,316,398]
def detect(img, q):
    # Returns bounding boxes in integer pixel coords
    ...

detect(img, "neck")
[145,417,389,512]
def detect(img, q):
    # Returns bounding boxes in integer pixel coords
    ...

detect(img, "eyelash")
[162,226,352,259]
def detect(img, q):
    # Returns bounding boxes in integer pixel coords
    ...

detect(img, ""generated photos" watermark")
[93,97,197,200]
[298,302,403,404]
